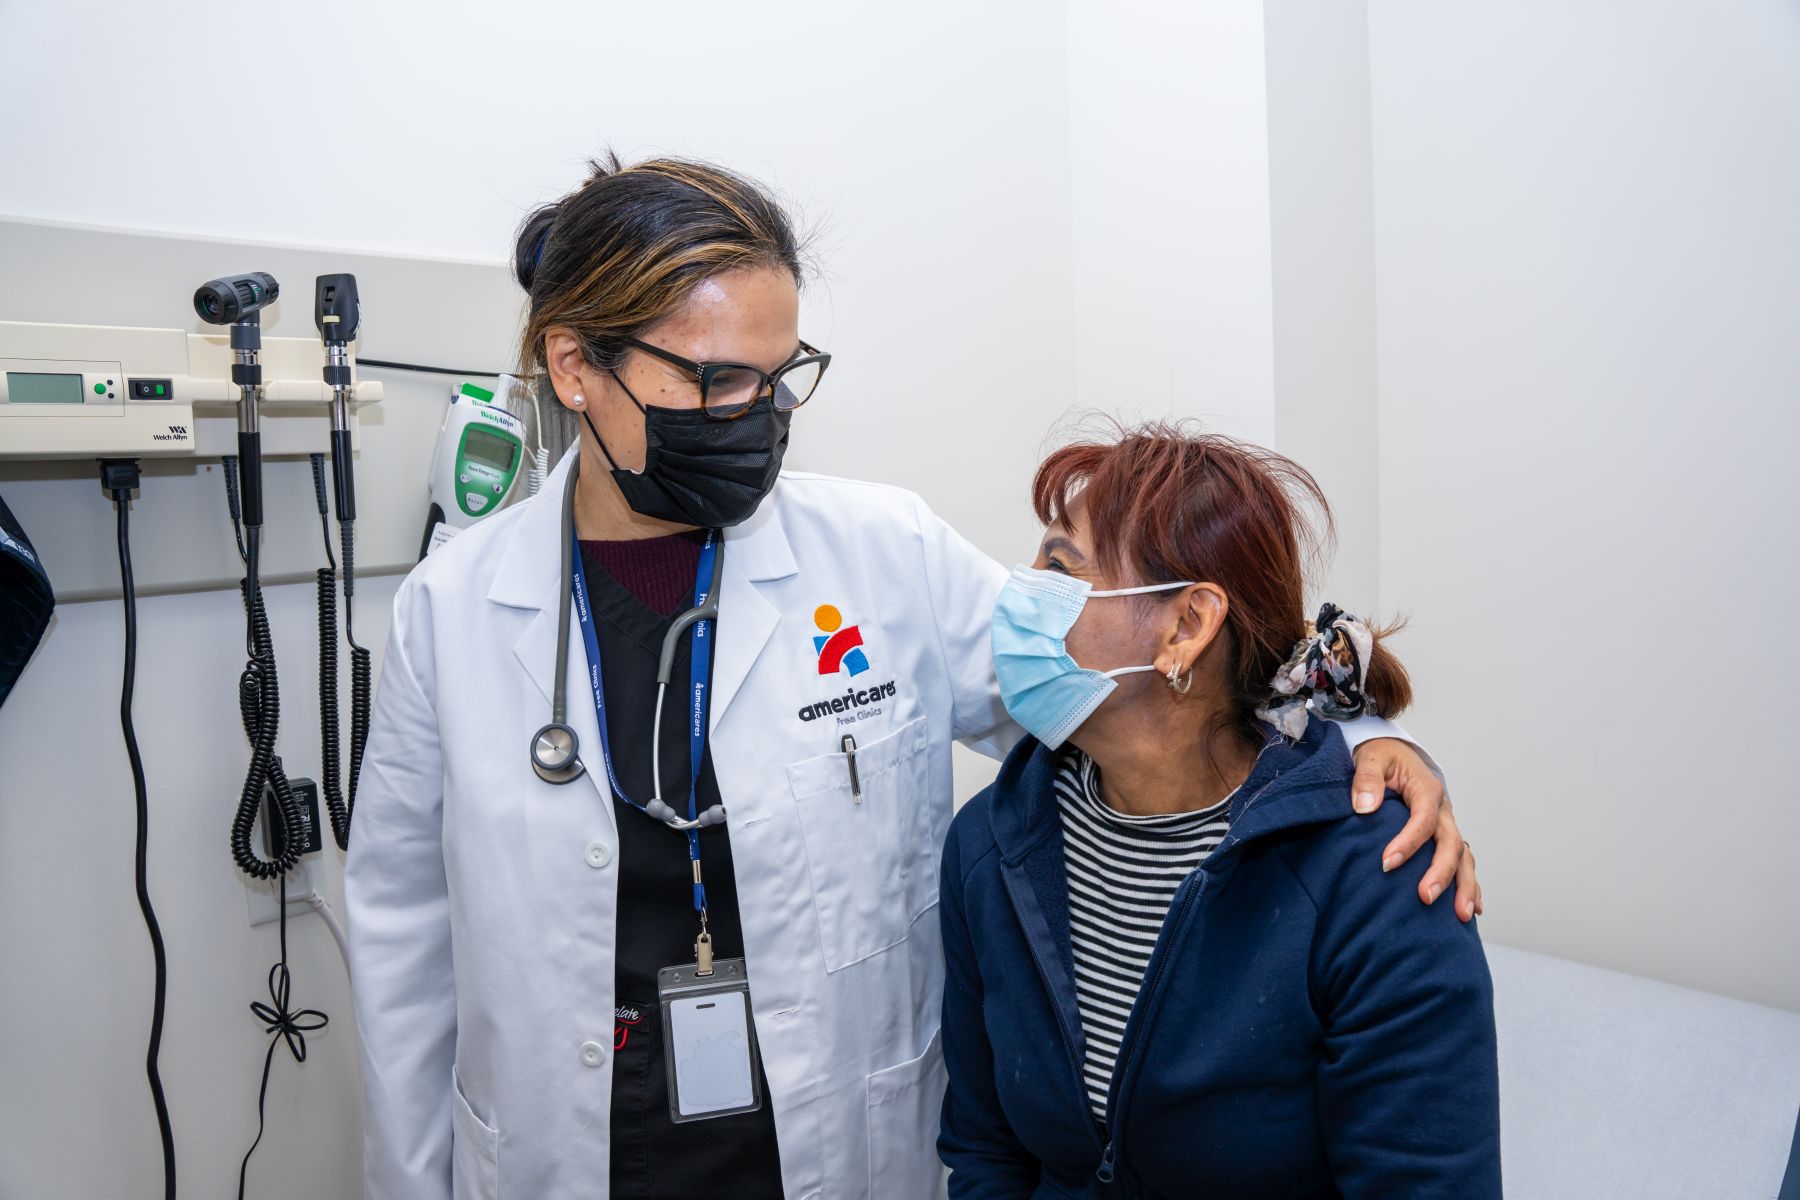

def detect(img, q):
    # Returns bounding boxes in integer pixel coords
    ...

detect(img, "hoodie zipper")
[999,869,1107,1160]
[1096,864,1214,1186]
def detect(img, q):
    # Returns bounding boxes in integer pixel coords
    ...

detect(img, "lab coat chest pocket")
[786,715,936,972]
[451,1066,499,1200]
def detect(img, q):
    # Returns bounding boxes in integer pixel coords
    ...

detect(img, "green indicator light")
[155,384,165,396]
[93,382,106,395]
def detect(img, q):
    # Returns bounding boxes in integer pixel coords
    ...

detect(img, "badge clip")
[657,956,762,1123]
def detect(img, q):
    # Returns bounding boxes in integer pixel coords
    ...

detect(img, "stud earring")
[570,392,585,408]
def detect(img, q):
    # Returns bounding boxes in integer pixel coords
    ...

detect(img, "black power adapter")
[260,778,324,860]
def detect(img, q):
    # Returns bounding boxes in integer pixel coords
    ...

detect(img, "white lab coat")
[346,447,1410,1200]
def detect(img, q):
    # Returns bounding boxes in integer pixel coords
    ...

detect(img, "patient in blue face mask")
[937,423,1501,1198]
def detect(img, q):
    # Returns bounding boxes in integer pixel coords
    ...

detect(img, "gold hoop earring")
[1167,666,1193,695]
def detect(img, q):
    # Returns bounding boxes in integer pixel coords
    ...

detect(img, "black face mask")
[582,376,792,529]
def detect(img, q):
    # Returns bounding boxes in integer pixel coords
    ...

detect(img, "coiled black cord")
[221,458,303,879]
[311,456,349,848]
[310,455,371,850]
[224,457,327,1197]
[343,521,372,843]
[105,460,177,1200]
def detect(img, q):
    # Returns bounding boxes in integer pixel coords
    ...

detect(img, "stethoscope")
[529,452,728,833]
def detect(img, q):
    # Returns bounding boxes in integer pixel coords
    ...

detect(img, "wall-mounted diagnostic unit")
[0,321,383,460]
[421,383,526,557]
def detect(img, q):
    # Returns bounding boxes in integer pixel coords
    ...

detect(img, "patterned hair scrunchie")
[1255,603,1374,740]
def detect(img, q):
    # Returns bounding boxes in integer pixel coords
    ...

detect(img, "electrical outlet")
[245,859,316,929]
[245,776,326,927]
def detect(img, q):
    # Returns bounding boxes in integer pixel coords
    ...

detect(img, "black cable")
[310,456,349,848]
[359,356,502,378]
[341,521,372,846]
[222,455,247,565]
[309,456,336,575]
[235,874,327,1200]
[104,459,177,1200]
[224,459,329,1197]
[228,526,304,879]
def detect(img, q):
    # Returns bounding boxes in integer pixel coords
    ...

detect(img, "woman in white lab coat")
[344,154,1477,1200]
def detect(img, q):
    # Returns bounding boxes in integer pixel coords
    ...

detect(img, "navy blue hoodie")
[938,717,1500,1198]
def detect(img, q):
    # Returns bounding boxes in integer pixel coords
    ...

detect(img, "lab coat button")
[584,840,611,868]
[580,1041,606,1068]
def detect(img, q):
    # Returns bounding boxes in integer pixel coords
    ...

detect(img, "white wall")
[0,2,1081,1196]
[1263,0,1380,606]
[1366,0,1800,1011]
[1065,1,1277,444]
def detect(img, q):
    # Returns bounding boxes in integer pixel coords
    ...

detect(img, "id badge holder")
[657,957,764,1123]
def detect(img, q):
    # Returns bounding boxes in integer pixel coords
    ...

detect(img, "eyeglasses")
[621,336,832,420]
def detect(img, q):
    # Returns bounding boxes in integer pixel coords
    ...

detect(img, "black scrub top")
[578,541,785,1200]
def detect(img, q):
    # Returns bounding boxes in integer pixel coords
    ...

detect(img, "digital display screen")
[463,426,517,472]
[7,372,85,404]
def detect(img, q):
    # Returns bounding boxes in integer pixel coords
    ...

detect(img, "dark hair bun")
[513,203,561,292]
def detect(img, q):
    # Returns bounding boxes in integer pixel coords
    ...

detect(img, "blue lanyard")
[570,528,720,913]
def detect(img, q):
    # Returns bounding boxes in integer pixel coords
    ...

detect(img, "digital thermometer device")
[420,382,525,558]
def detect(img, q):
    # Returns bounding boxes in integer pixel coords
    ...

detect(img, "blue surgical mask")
[992,564,1194,749]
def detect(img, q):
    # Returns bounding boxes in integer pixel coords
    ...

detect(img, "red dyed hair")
[1032,421,1411,743]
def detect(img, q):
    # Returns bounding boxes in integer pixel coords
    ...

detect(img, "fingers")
[1455,849,1481,921]
[1418,819,1462,909]
[1350,751,1388,815]
[1355,740,1476,917]
[1379,768,1444,875]
[1442,802,1475,920]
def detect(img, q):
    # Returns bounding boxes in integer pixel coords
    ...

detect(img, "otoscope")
[316,274,358,528]
[311,274,371,849]
[195,272,306,880]
[195,273,278,533]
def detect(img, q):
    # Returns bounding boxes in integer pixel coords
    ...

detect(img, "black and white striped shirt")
[1055,748,1234,1122]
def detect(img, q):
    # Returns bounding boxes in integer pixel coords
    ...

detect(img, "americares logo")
[799,604,898,724]
[811,605,869,676]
